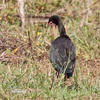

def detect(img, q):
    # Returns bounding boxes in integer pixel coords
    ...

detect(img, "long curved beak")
[48,21,57,39]
[48,21,56,28]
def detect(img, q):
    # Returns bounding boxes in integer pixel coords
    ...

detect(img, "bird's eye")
[49,21,53,25]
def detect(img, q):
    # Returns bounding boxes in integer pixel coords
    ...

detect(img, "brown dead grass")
[0,32,100,78]
[80,57,100,77]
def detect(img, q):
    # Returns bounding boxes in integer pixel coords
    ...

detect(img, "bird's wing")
[64,43,76,78]
[50,45,69,72]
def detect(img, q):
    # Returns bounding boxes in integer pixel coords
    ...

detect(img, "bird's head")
[48,15,61,26]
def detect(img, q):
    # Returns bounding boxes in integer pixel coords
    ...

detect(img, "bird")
[48,15,76,81]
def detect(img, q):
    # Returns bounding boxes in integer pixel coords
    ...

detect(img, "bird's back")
[50,36,75,73]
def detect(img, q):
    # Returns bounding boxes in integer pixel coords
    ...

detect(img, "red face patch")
[48,21,56,27]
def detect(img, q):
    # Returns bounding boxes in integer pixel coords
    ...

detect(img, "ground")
[0,0,100,100]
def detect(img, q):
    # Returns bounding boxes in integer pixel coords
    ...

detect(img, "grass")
[0,0,100,100]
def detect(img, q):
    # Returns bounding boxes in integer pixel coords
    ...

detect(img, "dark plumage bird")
[48,15,76,80]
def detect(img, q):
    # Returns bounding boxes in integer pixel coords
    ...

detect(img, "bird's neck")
[58,22,66,37]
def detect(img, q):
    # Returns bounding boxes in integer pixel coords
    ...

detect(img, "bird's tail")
[65,45,76,78]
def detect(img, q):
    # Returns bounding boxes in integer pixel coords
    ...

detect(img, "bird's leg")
[56,72,59,78]
[64,75,67,81]
[50,71,59,90]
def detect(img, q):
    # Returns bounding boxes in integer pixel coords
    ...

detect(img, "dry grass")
[0,0,100,100]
